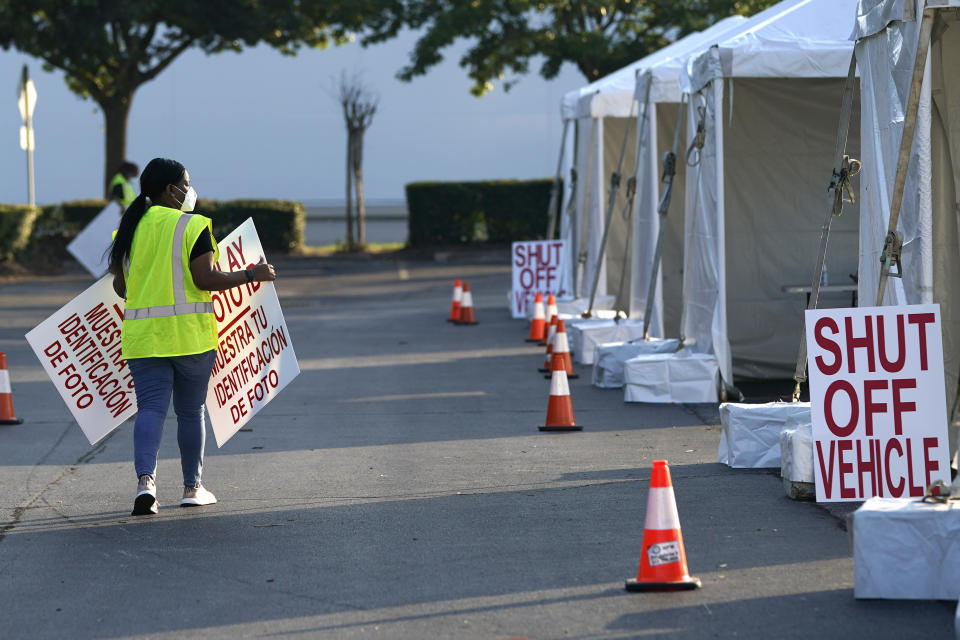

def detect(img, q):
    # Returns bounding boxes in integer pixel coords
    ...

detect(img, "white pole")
[19,65,36,207]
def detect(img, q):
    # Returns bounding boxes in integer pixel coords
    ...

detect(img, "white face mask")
[173,184,197,212]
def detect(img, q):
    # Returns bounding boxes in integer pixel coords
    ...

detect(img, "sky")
[0,29,587,205]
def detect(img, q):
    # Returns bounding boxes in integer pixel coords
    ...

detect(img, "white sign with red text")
[26,218,298,448]
[205,218,299,446]
[804,305,951,502]
[25,276,136,445]
[66,202,123,277]
[511,240,566,318]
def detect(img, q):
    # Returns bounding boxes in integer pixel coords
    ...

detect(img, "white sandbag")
[553,296,616,318]
[955,599,960,640]
[566,318,617,362]
[593,338,682,388]
[576,320,647,365]
[780,415,814,482]
[853,498,960,600]
[717,402,811,468]
[623,350,719,403]
[780,415,815,500]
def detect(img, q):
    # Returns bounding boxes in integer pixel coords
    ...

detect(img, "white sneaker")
[132,474,158,516]
[181,484,217,507]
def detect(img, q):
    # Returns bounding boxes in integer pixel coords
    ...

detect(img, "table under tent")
[855,0,960,459]
[598,0,863,403]
[554,16,749,365]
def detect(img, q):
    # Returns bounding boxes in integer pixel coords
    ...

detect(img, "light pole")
[17,64,37,207]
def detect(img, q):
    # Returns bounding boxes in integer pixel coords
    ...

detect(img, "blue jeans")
[127,350,217,487]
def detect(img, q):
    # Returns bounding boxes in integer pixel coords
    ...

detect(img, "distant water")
[302,199,408,246]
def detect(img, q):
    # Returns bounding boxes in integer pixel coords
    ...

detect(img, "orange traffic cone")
[526,293,545,342]
[545,319,577,379]
[0,352,23,425]
[625,460,700,592]
[538,315,558,373]
[539,348,582,432]
[447,279,462,322]
[458,282,477,325]
[541,295,558,343]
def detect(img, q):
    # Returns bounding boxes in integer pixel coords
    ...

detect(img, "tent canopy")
[560,15,746,120]
[688,0,859,94]
[678,0,861,382]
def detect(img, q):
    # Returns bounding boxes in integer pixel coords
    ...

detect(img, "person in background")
[109,161,139,209]
[108,157,276,516]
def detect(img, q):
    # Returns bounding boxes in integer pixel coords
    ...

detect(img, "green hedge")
[0,205,39,261]
[199,199,305,252]
[7,198,304,272]
[405,179,555,246]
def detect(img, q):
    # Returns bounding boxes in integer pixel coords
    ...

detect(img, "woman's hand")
[190,252,277,291]
[250,256,276,282]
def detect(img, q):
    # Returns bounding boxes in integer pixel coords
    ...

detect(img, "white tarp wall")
[682,0,862,383]
[630,100,687,338]
[559,19,746,307]
[627,16,751,338]
[557,118,577,298]
[855,0,960,454]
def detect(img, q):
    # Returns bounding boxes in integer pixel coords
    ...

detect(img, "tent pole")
[567,119,580,297]
[790,53,861,402]
[613,176,637,317]
[582,82,649,318]
[546,120,571,240]
[875,8,935,307]
[642,94,687,340]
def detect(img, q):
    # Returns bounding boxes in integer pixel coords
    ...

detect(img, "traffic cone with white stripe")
[625,460,700,592]
[447,279,462,322]
[538,315,558,373]
[458,282,477,325]
[539,347,582,432]
[0,352,23,425]
[526,293,545,342]
[544,319,577,379]
[541,295,558,343]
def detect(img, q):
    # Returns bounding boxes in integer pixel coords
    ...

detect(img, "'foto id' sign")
[805,305,951,502]
[206,218,300,447]
[511,240,565,318]
[25,277,135,445]
[26,218,299,448]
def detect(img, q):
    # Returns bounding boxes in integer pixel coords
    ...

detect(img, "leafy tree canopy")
[362,0,778,96]
[0,0,398,190]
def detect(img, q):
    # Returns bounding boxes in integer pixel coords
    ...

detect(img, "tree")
[334,71,378,250]
[0,1,396,195]
[362,0,779,96]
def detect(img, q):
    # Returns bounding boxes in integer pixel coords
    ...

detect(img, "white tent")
[628,16,754,339]
[557,16,746,308]
[680,0,862,386]
[854,0,960,453]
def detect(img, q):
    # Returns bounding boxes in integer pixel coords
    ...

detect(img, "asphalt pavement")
[0,254,954,639]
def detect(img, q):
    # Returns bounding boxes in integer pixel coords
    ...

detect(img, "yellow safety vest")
[121,205,220,359]
[109,173,137,208]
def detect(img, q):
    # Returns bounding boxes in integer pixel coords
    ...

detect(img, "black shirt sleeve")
[190,228,215,261]
[111,183,125,201]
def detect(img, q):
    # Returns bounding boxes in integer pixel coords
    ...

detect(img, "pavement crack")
[3,429,119,543]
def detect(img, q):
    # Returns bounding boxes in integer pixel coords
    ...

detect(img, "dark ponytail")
[108,157,185,274]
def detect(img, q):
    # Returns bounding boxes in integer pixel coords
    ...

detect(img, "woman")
[109,161,139,209]
[109,158,276,516]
